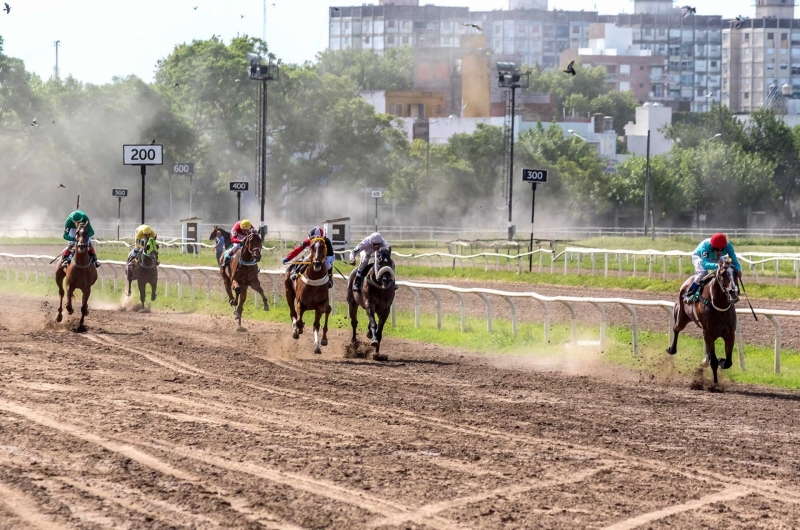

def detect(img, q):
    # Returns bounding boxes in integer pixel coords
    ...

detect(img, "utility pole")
[248,53,279,240]
[263,0,267,43]
[644,129,651,236]
[53,40,61,80]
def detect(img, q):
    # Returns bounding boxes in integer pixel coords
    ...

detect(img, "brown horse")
[347,248,396,361]
[220,232,269,326]
[667,258,741,385]
[284,237,331,354]
[125,237,158,310]
[55,224,98,330]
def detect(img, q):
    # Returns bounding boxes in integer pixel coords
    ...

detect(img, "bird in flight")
[563,60,577,76]
[173,83,180,87]
[193,6,198,10]
[240,14,245,18]
[57,184,66,189]
[462,23,482,31]
[733,15,746,30]
[3,3,9,14]
[681,5,696,18]
[31,118,38,126]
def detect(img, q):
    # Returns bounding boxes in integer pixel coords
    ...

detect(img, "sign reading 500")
[123,145,164,166]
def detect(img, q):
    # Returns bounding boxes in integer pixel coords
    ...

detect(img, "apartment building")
[722,0,800,112]
[560,24,669,103]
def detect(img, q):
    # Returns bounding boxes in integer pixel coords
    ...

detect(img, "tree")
[315,47,414,91]
[662,103,745,149]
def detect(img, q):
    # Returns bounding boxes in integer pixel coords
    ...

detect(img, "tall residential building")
[560,23,669,103]
[722,0,798,112]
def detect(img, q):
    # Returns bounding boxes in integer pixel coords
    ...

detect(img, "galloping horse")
[284,237,331,354]
[219,232,270,326]
[209,226,232,248]
[125,237,158,310]
[347,248,396,360]
[55,224,98,330]
[667,258,741,385]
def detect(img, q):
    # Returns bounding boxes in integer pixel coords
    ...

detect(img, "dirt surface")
[2,293,800,528]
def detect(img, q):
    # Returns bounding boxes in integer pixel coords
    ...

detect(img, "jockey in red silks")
[221,219,256,268]
[283,227,335,288]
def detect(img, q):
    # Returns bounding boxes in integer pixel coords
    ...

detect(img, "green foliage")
[315,47,414,91]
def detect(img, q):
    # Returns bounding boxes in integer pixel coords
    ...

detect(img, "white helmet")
[369,232,383,246]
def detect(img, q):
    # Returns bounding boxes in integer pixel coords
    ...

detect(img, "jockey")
[349,232,394,292]
[221,219,256,268]
[685,233,742,301]
[126,224,159,265]
[61,210,99,268]
[282,227,335,288]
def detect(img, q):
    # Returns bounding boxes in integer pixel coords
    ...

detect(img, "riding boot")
[353,272,363,292]
[328,270,333,289]
[684,282,699,302]
[61,249,71,269]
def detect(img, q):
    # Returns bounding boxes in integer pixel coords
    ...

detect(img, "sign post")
[521,169,548,272]
[112,189,128,240]
[170,162,195,219]
[123,144,164,224]
[229,181,249,220]
[371,190,383,232]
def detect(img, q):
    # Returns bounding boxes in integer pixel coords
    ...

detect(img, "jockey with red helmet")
[221,219,257,268]
[684,233,742,301]
[282,227,335,288]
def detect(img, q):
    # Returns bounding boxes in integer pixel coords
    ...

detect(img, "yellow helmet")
[240,219,252,230]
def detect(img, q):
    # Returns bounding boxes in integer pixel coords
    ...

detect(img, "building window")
[388,35,395,44]
[711,60,718,67]
[389,104,403,116]
[572,26,580,34]
[744,92,749,99]
[639,83,644,88]
[698,88,705,97]
[659,28,666,36]
[744,33,750,41]
[768,32,775,40]
[640,65,644,70]
[402,36,410,44]
[495,25,502,35]
[388,20,395,28]
[781,64,788,70]
[344,21,350,30]
[518,24,526,33]
[402,21,410,29]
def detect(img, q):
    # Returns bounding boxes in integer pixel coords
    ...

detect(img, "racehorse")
[210,226,232,249]
[125,237,158,310]
[55,224,98,330]
[284,237,331,354]
[347,247,396,360]
[219,231,270,326]
[667,258,740,385]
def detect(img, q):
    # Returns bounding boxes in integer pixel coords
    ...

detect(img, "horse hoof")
[67,308,74,315]
[314,347,322,355]
[233,312,240,319]
[292,332,299,340]
[702,355,710,368]
[366,330,373,340]
[229,300,236,307]
[719,359,732,370]
[152,294,157,301]
[126,291,131,297]
[321,339,328,346]
[56,314,63,323]
[373,353,388,362]
[666,347,677,355]
[371,339,379,348]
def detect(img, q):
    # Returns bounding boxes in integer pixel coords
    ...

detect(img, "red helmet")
[710,233,727,250]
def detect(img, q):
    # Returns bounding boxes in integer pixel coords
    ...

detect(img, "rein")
[707,268,732,312]
[238,234,260,266]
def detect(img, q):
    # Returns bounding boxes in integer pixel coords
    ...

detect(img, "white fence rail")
[4,253,799,374]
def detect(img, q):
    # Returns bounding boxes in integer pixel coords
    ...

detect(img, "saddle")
[685,271,715,303]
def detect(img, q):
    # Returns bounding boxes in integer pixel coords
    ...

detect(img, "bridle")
[309,237,326,272]
[239,233,261,266]
[709,261,739,312]
[368,249,396,290]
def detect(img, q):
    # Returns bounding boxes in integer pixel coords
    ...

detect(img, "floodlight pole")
[507,86,516,241]
[249,57,278,240]
[140,165,146,225]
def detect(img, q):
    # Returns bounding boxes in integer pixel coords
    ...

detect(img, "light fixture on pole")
[248,52,279,240]
[567,129,588,142]
[497,61,531,241]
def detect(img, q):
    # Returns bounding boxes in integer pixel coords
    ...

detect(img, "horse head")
[144,237,158,256]
[245,232,262,262]
[75,224,89,252]
[715,258,740,305]
[374,247,395,289]
[309,237,325,272]
[209,226,220,241]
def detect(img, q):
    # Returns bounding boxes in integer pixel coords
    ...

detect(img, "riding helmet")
[240,220,252,230]
[710,233,727,250]
[309,227,324,238]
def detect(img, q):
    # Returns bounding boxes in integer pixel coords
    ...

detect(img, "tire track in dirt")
[0,482,65,530]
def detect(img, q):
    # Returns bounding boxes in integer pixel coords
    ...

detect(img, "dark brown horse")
[125,237,158,310]
[667,258,741,385]
[55,224,98,330]
[220,232,269,326]
[347,248,396,361]
[284,237,331,354]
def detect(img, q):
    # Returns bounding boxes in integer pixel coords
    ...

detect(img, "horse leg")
[126,269,133,297]
[720,332,735,370]
[313,307,323,355]
[236,288,247,327]
[704,336,719,385]
[348,301,359,343]
[294,304,306,339]
[150,276,157,301]
[79,287,90,330]
[321,303,331,347]
[56,270,65,323]
[374,310,389,357]
[367,307,379,348]
[251,280,269,311]
[66,284,75,315]
[666,302,691,355]
[138,277,146,309]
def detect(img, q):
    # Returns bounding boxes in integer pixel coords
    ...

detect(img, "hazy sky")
[1,0,754,85]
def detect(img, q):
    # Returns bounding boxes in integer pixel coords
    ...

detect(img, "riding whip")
[333,265,350,282]
[738,275,758,322]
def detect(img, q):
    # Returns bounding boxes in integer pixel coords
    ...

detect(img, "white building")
[623,102,673,157]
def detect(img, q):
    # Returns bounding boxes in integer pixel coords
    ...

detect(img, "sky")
[0,0,755,85]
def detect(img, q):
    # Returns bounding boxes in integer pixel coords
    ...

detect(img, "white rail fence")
[3,253,798,375]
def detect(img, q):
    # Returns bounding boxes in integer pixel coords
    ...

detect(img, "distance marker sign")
[521,168,548,183]
[123,145,163,165]
[112,188,128,197]
[229,181,249,191]
[171,163,195,176]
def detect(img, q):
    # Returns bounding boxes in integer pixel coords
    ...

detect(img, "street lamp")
[247,52,279,240]
[497,62,531,241]
[702,133,722,143]
[567,129,588,142]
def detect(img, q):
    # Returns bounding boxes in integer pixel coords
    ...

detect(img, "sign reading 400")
[123,144,163,166]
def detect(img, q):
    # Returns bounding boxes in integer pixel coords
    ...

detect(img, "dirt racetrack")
[3,292,800,529]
